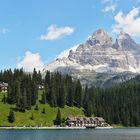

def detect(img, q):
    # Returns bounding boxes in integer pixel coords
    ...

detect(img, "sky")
[0,0,140,71]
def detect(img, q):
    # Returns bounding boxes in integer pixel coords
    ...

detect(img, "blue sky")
[0,0,140,71]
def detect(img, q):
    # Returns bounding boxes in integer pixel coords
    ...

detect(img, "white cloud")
[17,51,44,72]
[40,25,74,40]
[102,3,117,13]
[102,0,117,13]
[112,7,140,37]
[0,28,9,34]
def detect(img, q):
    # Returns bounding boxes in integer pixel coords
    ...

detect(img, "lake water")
[0,128,140,140]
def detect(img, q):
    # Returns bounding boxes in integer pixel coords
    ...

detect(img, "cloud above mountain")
[102,0,118,13]
[112,7,140,37]
[40,25,74,40]
[17,51,44,71]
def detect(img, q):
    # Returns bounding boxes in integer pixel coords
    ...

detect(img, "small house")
[0,82,8,92]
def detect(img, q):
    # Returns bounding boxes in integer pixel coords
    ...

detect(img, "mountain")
[43,29,140,86]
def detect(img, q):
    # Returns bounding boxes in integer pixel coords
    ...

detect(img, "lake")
[0,128,140,140]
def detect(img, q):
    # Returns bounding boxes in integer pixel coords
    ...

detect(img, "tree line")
[43,71,83,108]
[83,85,140,126]
[0,69,140,126]
[0,68,42,111]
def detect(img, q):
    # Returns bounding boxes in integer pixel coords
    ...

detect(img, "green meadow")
[0,91,84,127]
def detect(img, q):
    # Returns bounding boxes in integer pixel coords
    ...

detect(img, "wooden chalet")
[66,117,108,127]
[0,82,8,92]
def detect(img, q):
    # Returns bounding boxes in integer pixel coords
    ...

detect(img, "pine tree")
[31,80,37,105]
[34,104,39,110]
[15,80,21,103]
[32,68,38,82]
[21,75,32,109]
[41,91,46,104]
[58,83,66,108]
[37,70,42,85]
[49,84,57,107]
[30,113,34,120]
[22,88,27,111]
[2,94,6,104]
[74,80,83,108]
[85,101,93,117]
[7,83,13,104]
[83,84,88,108]
[66,76,75,107]
[8,109,15,123]
[42,108,46,114]
[54,108,62,126]
[45,71,51,89]
[32,69,38,100]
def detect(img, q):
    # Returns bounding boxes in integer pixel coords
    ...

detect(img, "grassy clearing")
[0,91,84,127]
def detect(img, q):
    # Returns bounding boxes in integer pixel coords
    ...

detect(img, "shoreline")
[0,126,86,130]
[0,125,139,130]
[0,126,114,130]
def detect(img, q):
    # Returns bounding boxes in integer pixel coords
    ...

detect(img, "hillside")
[71,70,136,87]
[0,91,84,127]
[1,69,140,127]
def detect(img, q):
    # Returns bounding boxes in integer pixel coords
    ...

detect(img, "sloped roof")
[0,82,8,87]
[67,117,105,122]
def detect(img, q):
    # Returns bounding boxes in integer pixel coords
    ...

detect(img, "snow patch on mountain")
[57,44,78,59]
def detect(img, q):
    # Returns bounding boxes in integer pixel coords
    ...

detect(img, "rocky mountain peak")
[44,28,140,74]
[87,29,113,48]
[117,31,131,40]
[115,31,139,51]
[93,28,107,36]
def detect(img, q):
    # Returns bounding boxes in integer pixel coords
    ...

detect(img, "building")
[0,82,8,92]
[38,84,44,90]
[66,117,109,127]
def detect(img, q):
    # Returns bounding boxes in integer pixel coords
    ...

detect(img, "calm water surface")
[0,128,140,140]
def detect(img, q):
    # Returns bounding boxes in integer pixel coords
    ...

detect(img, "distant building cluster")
[66,117,109,127]
[0,82,8,92]
[0,82,44,92]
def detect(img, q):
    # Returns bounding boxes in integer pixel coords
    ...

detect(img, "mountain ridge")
[42,29,140,87]
[43,29,140,74]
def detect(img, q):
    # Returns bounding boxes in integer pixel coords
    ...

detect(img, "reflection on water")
[0,128,140,140]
